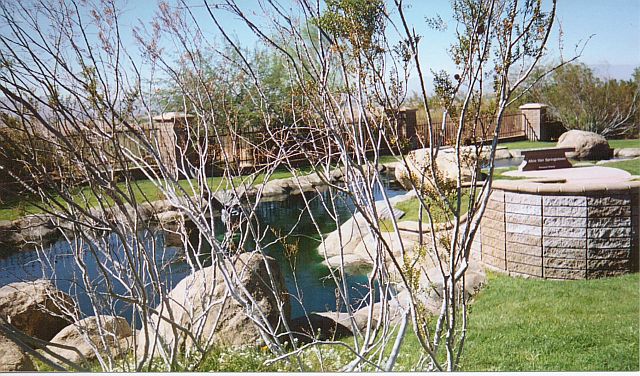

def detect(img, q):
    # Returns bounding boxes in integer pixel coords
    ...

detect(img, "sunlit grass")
[499,138,639,151]
[196,272,639,372]
[498,140,556,150]
[459,272,640,371]
[0,167,314,221]
[600,158,640,176]
[608,138,640,149]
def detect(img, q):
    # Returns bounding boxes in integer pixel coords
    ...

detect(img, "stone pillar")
[152,112,195,179]
[401,108,417,143]
[386,108,418,151]
[519,103,548,141]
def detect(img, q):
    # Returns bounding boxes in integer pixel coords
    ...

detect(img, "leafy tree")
[160,45,299,131]
[519,63,639,137]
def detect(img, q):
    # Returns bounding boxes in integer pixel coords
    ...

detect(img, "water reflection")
[0,175,406,321]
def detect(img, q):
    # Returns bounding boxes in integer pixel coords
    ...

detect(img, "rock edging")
[0,166,358,256]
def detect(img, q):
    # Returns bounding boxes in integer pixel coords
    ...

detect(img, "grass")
[30,273,639,372]
[491,166,524,180]
[499,138,640,151]
[397,193,470,223]
[0,155,405,222]
[458,272,640,371]
[245,272,637,372]
[378,192,470,232]
[600,158,640,176]
[0,167,315,221]
[498,140,556,150]
[377,155,402,164]
[608,138,640,149]
[488,145,640,181]
[317,272,639,372]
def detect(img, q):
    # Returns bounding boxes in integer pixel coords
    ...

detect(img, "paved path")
[503,166,632,183]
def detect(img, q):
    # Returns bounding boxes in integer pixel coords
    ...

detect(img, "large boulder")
[0,333,35,371]
[44,315,133,365]
[137,252,290,359]
[320,198,405,257]
[614,148,640,158]
[408,265,487,314]
[395,147,482,191]
[0,280,74,341]
[288,313,353,343]
[556,130,612,160]
[0,215,60,253]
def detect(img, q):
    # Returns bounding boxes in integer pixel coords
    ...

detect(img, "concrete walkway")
[503,165,632,183]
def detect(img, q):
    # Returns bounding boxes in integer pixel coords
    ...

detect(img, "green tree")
[160,45,299,131]
[520,63,639,137]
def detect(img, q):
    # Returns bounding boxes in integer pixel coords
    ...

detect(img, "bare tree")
[205,0,559,371]
[0,0,559,372]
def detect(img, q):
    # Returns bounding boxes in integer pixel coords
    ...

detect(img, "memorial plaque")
[518,147,574,171]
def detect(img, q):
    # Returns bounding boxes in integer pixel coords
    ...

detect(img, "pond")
[0,175,406,321]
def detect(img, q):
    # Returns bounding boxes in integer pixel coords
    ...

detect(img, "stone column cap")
[519,103,548,110]
[152,112,195,122]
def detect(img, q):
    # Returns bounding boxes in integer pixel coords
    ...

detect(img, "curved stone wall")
[473,179,640,279]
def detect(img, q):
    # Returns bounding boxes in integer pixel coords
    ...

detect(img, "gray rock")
[0,332,35,371]
[394,147,482,191]
[0,220,15,231]
[0,280,74,341]
[261,180,290,196]
[614,148,640,158]
[155,210,183,225]
[45,315,133,365]
[320,197,407,260]
[322,254,373,274]
[408,265,486,314]
[493,147,513,160]
[137,253,290,359]
[288,313,353,343]
[557,130,612,160]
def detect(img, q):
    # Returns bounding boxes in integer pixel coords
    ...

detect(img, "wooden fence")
[0,109,532,194]
[411,112,528,148]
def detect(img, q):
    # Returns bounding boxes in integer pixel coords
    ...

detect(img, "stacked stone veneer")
[473,181,639,279]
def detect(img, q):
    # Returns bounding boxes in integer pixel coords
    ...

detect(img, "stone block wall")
[474,184,639,279]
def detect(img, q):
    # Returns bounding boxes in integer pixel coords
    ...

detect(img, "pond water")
[0,175,406,321]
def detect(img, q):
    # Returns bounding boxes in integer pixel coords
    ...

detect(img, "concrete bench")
[518,147,575,171]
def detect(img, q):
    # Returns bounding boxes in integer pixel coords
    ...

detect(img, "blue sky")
[402,0,640,75]
[175,0,639,78]
[117,0,639,71]
[397,0,640,91]
[9,0,637,94]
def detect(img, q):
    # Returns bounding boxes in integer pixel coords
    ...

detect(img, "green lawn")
[192,272,640,372]
[395,193,470,223]
[499,138,639,151]
[608,138,640,149]
[601,158,640,176]
[346,272,640,372]
[32,271,639,372]
[489,147,640,181]
[0,168,310,221]
[458,272,640,371]
[498,140,556,150]
[378,154,402,164]
[491,166,524,180]
[0,156,405,222]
